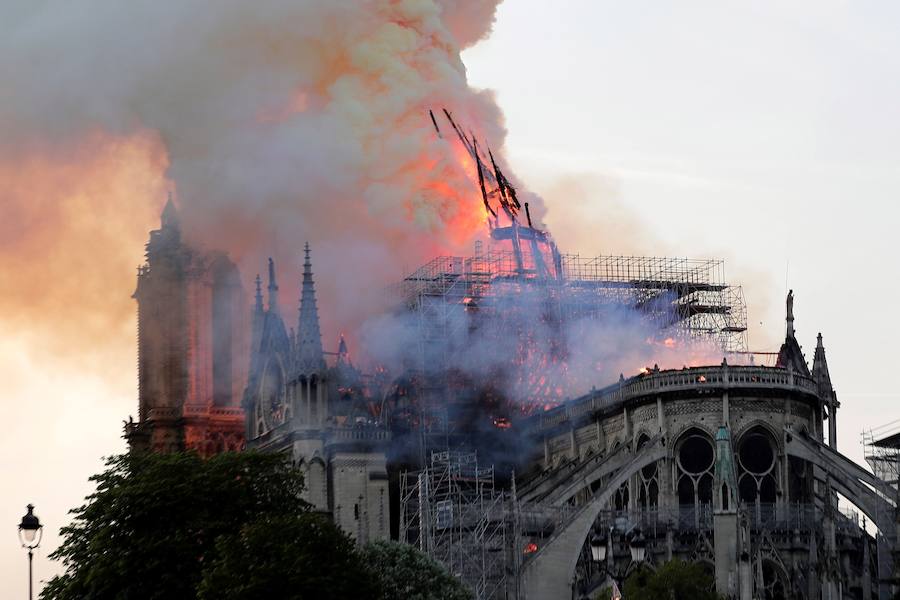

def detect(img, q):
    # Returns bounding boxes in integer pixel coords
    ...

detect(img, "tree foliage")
[623,560,721,600]
[42,451,309,599]
[361,540,473,600]
[198,513,377,600]
[42,451,477,600]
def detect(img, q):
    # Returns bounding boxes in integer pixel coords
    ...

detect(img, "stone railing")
[181,404,244,418]
[533,365,819,433]
[147,406,179,420]
[590,503,861,536]
[327,426,391,443]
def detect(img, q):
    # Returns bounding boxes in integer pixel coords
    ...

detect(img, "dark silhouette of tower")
[126,196,247,456]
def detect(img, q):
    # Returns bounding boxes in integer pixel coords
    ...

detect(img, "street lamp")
[590,531,608,563]
[18,504,43,600]
[589,525,649,594]
[628,528,647,563]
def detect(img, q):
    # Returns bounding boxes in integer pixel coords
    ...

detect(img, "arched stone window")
[787,456,812,503]
[761,559,788,600]
[613,481,629,511]
[675,429,714,527]
[259,358,287,434]
[736,426,778,522]
[635,435,659,510]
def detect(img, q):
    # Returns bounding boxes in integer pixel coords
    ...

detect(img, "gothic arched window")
[259,359,287,434]
[675,429,714,528]
[736,426,778,524]
[635,435,659,511]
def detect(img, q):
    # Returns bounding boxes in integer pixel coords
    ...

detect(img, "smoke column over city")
[0,0,733,419]
[1,0,526,346]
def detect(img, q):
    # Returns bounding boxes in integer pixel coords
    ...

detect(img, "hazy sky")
[463,0,900,458]
[3,2,899,595]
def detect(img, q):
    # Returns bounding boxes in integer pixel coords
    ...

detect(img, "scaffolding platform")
[399,451,514,600]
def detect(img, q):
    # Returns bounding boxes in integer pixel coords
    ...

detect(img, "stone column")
[316,379,324,425]
[305,378,311,424]
[739,552,752,600]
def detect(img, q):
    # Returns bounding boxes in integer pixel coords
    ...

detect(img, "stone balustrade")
[532,365,819,433]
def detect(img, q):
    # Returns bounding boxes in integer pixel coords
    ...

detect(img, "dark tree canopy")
[198,513,377,600]
[623,560,722,600]
[42,451,478,600]
[361,540,474,600]
[42,451,309,599]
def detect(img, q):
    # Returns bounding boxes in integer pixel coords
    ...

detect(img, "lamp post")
[629,528,647,563]
[589,526,648,599]
[18,504,43,600]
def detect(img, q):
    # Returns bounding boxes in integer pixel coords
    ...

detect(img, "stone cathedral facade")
[241,245,392,543]
[127,201,894,598]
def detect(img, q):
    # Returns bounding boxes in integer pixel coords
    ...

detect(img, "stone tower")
[126,196,247,456]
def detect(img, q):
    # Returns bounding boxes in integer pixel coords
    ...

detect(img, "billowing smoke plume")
[1,0,734,419]
[1,0,523,344]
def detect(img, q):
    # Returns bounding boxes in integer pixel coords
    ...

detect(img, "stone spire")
[267,257,280,314]
[296,243,325,373]
[812,333,831,386]
[813,333,839,449]
[161,191,179,230]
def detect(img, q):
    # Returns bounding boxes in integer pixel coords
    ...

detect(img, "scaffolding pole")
[400,451,514,600]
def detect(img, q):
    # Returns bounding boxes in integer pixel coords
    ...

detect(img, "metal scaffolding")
[395,246,747,351]
[863,424,900,598]
[399,451,513,600]
[393,244,748,403]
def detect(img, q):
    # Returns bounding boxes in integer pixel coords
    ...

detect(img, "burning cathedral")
[125,117,896,600]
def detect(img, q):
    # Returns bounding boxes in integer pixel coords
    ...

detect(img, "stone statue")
[787,289,794,322]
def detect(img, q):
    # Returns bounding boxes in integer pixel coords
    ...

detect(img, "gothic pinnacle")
[267,257,279,313]
[297,243,325,373]
[161,191,179,229]
[254,274,263,312]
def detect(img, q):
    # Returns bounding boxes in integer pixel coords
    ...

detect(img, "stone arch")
[734,419,782,453]
[785,429,895,536]
[521,442,667,600]
[257,354,287,435]
[669,422,716,450]
[759,557,789,600]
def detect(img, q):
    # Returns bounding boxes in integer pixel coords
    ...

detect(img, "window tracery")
[676,429,714,527]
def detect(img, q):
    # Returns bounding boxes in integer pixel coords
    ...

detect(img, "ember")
[492,417,512,429]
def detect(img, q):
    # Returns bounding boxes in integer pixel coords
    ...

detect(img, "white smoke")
[1,0,518,342]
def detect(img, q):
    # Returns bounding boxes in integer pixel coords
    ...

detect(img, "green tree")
[361,540,473,600]
[198,513,377,600]
[42,451,310,599]
[592,587,613,600]
[623,560,721,600]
